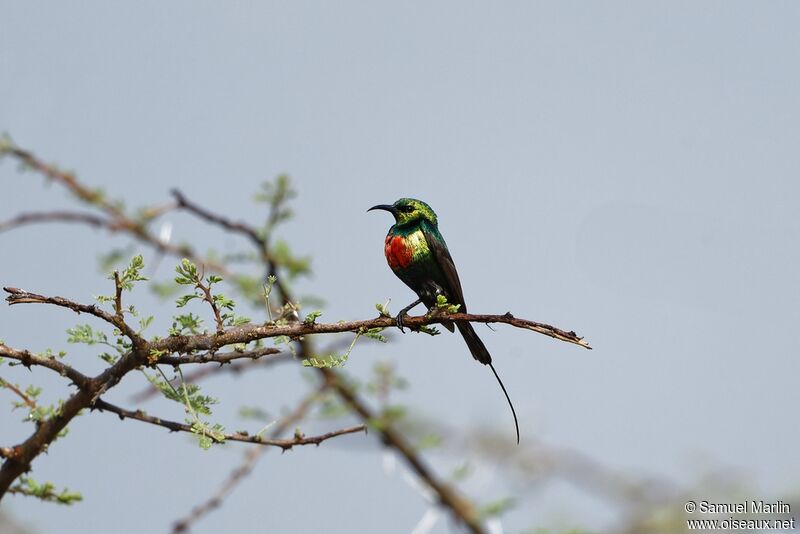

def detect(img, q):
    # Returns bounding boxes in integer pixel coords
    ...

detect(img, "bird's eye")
[400,205,415,213]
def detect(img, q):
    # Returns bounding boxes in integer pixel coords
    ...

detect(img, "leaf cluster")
[9,477,82,505]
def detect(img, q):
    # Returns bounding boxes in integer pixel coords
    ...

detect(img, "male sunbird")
[369,198,519,443]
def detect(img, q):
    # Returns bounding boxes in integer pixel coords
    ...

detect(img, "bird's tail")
[456,322,520,444]
[456,321,491,364]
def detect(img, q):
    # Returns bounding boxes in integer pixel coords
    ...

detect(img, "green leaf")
[302,354,348,368]
[361,327,387,343]
[253,174,296,206]
[478,496,515,519]
[175,259,199,285]
[190,421,226,450]
[99,352,118,365]
[116,255,148,290]
[66,324,106,345]
[375,301,392,317]
[175,294,199,308]
[435,294,461,313]
[143,371,218,416]
[303,310,322,325]
[168,313,203,336]
[223,313,251,327]
[419,325,440,336]
[138,315,154,332]
[213,293,235,310]
[417,433,443,450]
[9,477,82,505]
[450,463,473,482]
[270,240,311,278]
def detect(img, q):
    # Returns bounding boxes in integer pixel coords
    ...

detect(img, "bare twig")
[0,377,37,409]
[1,144,228,275]
[155,347,284,366]
[94,399,365,450]
[112,272,124,320]
[4,287,143,347]
[194,275,225,334]
[5,146,122,216]
[0,211,110,233]
[172,188,293,301]
[172,189,267,251]
[0,343,91,390]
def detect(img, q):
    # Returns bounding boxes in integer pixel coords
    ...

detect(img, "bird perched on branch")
[369,198,519,443]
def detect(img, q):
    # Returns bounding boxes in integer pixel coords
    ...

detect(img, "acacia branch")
[172,188,293,302]
[0,211,111,233]
[3,287,143,346]
[171,189,267,251]
[145,311,589,355]
[93,399,365,450]
[5,146,123,217]
[0,342,148,496]
[5,285,589,354]
[195,275,225,334]
[0,284,148,497]
[0,343,91,390]
[0,143,230,275]
[155,347,284,366]
[0,377,37,409]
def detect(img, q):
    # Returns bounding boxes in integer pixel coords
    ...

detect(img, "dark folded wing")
[422,222,467,312]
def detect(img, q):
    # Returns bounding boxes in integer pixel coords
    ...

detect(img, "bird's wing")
[421,221,467,312]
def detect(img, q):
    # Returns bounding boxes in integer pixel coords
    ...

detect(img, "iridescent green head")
[368,198,438,226]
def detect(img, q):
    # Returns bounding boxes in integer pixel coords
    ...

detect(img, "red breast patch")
[384,235,413,270]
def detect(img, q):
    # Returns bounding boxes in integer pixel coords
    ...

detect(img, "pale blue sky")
[2,2,799,533]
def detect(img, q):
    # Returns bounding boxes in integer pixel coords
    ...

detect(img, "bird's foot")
[395,312,407,333]
[394,297,423,333]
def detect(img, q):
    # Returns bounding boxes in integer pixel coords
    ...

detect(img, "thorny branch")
[194,272,225,334]
[93,399,366,450]
[155,347,283,367]
[171,189,267,252]
[0,144,230,275]
[3,287,143,347]
[3,287,589,357]
[171,188,293,303]
[0,377,37,409]
[0,211,109,233]
[0,343,91,390]
[150,310,589,351]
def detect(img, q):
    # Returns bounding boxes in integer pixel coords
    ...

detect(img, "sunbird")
[369,198,519,443]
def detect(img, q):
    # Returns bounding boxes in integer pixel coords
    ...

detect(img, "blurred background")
[1,2,798,533]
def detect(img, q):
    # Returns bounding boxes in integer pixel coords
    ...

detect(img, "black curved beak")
[367,204,397,216]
